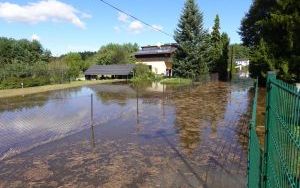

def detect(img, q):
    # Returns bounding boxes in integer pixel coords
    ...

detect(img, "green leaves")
[94,43,138,65]
[240,0,300,83]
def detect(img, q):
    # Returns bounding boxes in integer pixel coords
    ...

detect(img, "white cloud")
[117,12,129,23]
[114,26,121,33]
[128,20,144,34]
[152,24,163,31]
[116,12,163,35]
[31,34,40,41]
[81,13,92,19]
[0,0,90,29]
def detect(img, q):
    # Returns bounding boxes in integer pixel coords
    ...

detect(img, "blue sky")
[0,0,252,56]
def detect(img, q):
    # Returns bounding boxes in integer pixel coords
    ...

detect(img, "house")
[235,59,250,70]
[84,64,135,80]
[134,43,178,76]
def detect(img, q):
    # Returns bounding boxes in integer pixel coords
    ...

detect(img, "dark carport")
[84,64,136,80]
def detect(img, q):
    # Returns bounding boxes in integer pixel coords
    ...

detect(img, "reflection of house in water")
[135,44,178,76]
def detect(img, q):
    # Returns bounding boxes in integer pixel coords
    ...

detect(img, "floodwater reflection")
[0,79,253,188]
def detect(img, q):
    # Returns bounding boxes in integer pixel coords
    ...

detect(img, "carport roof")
[84,64,135,76]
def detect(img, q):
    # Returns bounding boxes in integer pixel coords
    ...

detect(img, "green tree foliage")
[227,44,250,75]
[0,37,53,88]
[48,60,70,84]
[79,51,96,61]
[61,53,84,80]
[132,64,155,82]
[94,43,138,65]
[218,33,230,81]
[173,0,209,78]
[249,39,275,82]
[0,37,51,66]
[240,0,300,83]
[230,44,250,60]
[210,15,223,73]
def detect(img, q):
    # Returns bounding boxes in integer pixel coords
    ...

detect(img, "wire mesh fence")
[264,72,300,188]
[247,78,263,188]
[247,72,300,188]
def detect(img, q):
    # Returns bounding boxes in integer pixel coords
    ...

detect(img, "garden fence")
[248,72,300,188]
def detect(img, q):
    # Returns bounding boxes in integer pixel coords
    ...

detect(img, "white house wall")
[138,61,167,75]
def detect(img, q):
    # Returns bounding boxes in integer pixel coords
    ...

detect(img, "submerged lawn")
[0,80,121,98]
[160,78,192,85]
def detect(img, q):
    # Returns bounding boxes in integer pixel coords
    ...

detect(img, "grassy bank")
[0,80,121,98]
[160,78,192,85]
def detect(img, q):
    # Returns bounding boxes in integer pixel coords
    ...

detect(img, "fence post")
[91,94,94,127]
[263,71,276,188]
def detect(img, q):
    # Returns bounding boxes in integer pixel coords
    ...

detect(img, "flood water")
[0,78,254,188]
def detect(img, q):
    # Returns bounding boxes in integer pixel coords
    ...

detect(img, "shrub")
[0,76,51,89]
[132,64,156,82]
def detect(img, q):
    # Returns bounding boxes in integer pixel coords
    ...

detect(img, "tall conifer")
[173,0,209,78]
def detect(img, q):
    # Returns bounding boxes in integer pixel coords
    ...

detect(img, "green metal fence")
[248,77,263,188]
[248,72,300,188]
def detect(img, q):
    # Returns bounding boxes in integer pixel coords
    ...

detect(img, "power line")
[97,0,173,38]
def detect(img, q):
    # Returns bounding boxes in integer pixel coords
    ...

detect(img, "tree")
[210,15,222,73]
[173,0,209,79]
[62,53,83,80]
[249,39,274,82]
[240,0,300,83]
[230,44,250,60]
[94,43,138,65]
[218,33,230,81]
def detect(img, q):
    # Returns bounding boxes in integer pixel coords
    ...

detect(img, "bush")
[132,64,156,82]
[0,76,51,89]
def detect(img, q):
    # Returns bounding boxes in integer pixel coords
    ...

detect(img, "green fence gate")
[248,72,300,188]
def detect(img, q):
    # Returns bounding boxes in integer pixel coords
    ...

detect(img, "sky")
[0,0,253,56]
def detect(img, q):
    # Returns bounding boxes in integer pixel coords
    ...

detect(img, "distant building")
[235,59,250,70]
[135,43,178,76]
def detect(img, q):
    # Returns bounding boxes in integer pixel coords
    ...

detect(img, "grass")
[0,80,121,98]
[160,78,192,85]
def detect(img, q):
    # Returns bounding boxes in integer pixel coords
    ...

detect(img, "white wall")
[138,61,167,75]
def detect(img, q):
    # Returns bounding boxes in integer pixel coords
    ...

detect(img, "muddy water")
[0,80,254,188]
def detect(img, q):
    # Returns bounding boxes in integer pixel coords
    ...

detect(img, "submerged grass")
[0,80,121,98]
[160,78,192,85]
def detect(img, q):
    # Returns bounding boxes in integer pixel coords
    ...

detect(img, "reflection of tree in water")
[0,87,85,113]
[0,96,49,113]
[96,92,129,106]
[89,84,136,106]
[173,81,230,153]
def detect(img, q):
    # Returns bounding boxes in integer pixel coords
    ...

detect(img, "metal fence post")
[263,71,276,188]
[91,94,94,127]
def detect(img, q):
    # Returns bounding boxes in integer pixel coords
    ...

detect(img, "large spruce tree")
[173,0,209,79]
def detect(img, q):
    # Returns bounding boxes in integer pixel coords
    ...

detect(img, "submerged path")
[0,80,254,187]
